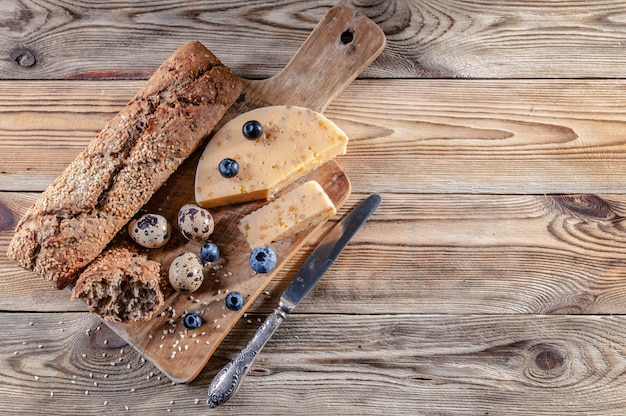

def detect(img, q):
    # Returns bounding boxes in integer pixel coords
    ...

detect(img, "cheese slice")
[195,105,348,208]
[238,180,336,249]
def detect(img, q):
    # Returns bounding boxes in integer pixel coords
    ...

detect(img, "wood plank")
[4,79,626,194]
[6,1,626,80]
[3,311,626,415]
[5,191,626,315]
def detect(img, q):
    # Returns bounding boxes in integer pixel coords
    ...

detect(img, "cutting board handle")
[246,4,386,113]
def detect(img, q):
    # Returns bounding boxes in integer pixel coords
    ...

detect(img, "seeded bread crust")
[7,41,243,289]
[71,244,164,322]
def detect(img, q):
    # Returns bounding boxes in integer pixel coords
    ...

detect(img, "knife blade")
[207,193,382,407]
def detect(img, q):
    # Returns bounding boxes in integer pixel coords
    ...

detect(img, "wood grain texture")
[4,0,626,413]
[5,0,626,80]
[5,191,626,316]
[4,79,626,193]
[3,312,626,415]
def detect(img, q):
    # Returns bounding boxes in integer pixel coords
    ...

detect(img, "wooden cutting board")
[105,4,385,383]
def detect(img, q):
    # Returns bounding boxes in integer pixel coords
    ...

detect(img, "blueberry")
[218,158,239,178]
[200,242,220,262]
[249,246,277,273]
[242,120,263,140]
[225,291,245,311]
[183,312,203,329]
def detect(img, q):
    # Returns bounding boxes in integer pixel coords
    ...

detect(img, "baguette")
[7,41,243,289]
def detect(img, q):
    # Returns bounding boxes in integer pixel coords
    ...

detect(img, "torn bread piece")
[71,244,165,323]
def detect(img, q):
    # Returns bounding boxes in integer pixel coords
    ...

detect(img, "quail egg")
[128,213,171,248]
[178,204,215,242]
[169,252,204,293]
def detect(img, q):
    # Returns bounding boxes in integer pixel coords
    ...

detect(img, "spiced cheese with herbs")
[194,105,348,208]
[238,180,337,249]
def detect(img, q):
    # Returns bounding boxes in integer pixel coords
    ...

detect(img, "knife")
[207,193,382,407]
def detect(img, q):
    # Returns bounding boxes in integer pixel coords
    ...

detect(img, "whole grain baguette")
[71,244,165,322]
[7,41,243,289]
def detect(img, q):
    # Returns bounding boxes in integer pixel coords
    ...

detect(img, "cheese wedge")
[238,180,336,249]
[195,105,348,208]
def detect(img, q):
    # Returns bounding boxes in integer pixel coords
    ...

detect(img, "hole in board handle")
[340,29,354,44]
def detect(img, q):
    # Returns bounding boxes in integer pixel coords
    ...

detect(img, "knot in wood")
[552,194,614,220]
[11,48,37,67]
[534,346,564,371]
[0,203,15,231]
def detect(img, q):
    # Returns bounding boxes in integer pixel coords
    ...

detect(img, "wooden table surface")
[4,1,626,414]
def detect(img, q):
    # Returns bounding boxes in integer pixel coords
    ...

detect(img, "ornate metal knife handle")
[207,307,287,408]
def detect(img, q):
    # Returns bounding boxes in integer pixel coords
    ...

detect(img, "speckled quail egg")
[128,213,171,249]
[169,252,204,293]
[178,204,214,242]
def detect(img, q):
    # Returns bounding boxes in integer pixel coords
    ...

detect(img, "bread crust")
[7,41,243,289]
[71,244,164,322]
